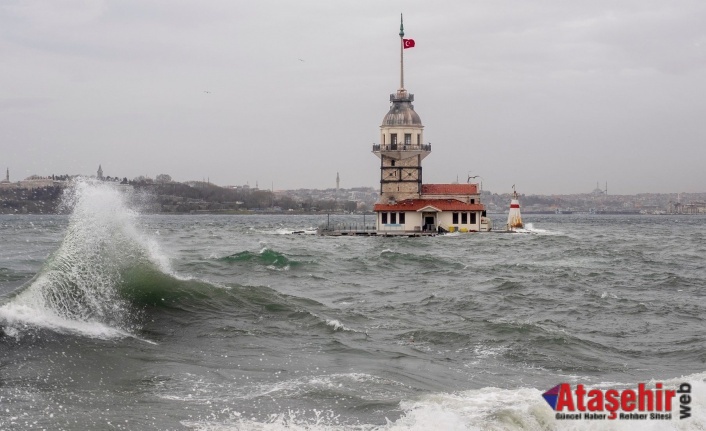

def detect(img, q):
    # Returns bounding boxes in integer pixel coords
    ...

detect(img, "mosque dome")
[382,89,422,126]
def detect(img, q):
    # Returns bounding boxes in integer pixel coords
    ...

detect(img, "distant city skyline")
[3,165,703,198]
[2,2,705,194]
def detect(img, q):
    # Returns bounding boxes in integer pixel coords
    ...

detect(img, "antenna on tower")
[399,13,405,90]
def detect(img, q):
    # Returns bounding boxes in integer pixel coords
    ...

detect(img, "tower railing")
[372,143,431,152]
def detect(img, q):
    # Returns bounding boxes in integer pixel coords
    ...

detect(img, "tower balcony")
[372,143,431,153]
[372,143,431,161]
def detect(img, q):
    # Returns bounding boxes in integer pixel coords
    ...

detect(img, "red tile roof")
[422,183,478,195]
[374,199,485,212]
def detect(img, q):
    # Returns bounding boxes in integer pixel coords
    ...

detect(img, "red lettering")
[665,390,675,411]
[638,383,654,411]
[622,389,636,411]
[556,383,575,411]
[549,382,678,418]
[575,384,586,411]
[605,390,620,420]
[587,389,603,411]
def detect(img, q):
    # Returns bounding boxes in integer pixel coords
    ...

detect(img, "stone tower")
[372,15,430,203]
[97,164,103,180]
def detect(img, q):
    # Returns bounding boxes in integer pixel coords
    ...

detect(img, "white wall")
[437,211,482,232]
[377,211,424,232]
[377,210,483,232]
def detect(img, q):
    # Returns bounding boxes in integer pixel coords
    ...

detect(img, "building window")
[404,134,411,146]
[470,213,477,224]
[452,212,459,224]
[391,134,397,145]
[417,134,421,145]
[399,212,405,224]
[470,199,475,204]
[391,213,397,224]
[461,213,468,224]
[391,160,395,166]
[382,213,388,224]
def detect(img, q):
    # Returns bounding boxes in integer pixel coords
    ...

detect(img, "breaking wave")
[0,179,176,339]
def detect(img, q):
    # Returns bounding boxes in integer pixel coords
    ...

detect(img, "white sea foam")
[325,319,352,332]
[472,343,510,359]
[441,231,461,237]
[512,223,564,236]
[266,264,290,271]
[268,227,318,235]
[600,291,619,299]
[0,179,172,339]
[306,310,359,333]
[0,303,131,339]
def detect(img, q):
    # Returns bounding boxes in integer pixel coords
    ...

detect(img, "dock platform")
[318,228,437,237]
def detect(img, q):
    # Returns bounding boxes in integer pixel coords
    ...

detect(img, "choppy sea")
[0,181,704,430]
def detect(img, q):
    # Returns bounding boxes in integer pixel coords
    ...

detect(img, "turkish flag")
[403,39,415,49]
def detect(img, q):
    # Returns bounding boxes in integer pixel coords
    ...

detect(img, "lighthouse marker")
[507,185,524,231]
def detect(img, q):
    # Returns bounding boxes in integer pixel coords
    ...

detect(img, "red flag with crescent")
[403,39,415,49]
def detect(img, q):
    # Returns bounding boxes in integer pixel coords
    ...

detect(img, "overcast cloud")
[1,0,705,194]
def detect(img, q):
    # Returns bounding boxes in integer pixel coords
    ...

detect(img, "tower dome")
[372,14,429,203]
[382,89,422,126]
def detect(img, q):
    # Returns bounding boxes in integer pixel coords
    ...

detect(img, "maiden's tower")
[372,16,490,235]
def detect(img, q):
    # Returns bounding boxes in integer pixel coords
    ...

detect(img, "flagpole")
[399,13,404,90]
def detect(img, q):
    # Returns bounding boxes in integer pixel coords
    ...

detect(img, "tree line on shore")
[0,178,359,214]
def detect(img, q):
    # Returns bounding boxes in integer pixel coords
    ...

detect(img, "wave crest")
[0,179,174,338]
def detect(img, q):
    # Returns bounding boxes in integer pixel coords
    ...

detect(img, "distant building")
[591,182,606,196]
[19,175,55,189]
[670,201,706,214]
[97,165,104,180]
[371,16,489,234]
[0,168,14,189]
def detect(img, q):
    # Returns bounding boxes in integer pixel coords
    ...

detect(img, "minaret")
[336,172,340,191]
[5,167,8,182]
[97,164,103,180]
[372,14,429,203]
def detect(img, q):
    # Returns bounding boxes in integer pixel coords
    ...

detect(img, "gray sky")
[2,1,705,194]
